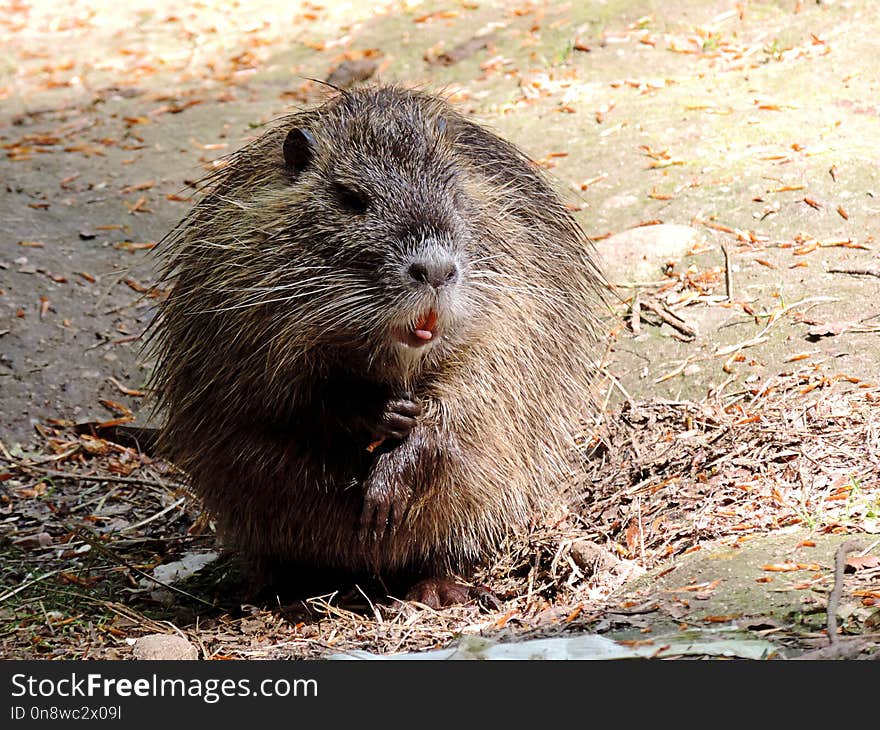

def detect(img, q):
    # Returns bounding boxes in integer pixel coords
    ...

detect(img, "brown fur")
[147,85,605,581]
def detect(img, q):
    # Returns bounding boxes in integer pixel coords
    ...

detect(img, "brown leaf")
[125,195,149,214]
[120,179,155,195]
[99,398,132,416]
[807,321,854,337]
[79,435,112,455]
[123,278,150,293]
[107,377,146,397]
[665,580,721,592]
[846,555,880,571]
[113,241,156,252]
[427,34,493,67]
[624,520,641,553]
[96,417,135,429]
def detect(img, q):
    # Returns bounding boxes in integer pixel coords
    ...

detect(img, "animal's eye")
[333,183,369,214]
[283,127,315,174]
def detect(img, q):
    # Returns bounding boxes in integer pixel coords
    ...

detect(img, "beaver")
[148,85,605,605]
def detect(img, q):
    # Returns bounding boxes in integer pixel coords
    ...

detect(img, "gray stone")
[595,224,703,285]
[131,633,198,661]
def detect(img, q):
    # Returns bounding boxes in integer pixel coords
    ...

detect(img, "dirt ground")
[1,0,878,659]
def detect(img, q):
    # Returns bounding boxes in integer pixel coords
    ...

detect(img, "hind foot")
[404,578,500,609]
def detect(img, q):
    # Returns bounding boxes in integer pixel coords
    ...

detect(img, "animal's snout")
[407,256,459,289]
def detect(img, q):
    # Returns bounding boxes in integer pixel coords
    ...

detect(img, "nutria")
[148,85,605,604]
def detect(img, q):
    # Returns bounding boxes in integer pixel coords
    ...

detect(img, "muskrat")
[148,85,605,605]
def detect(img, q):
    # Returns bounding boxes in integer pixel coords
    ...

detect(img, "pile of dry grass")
[1,368,877,658]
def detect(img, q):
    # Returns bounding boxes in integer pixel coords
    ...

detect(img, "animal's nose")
[407,257,458,289]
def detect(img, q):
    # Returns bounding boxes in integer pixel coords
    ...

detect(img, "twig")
[827,539,865,647]
[721,244,733,301]
[636,496,645,565]
[654,356,696,383]
[597,366,635,409]
[11,101,80,122]
[76,530,216,608]
[715,296,837,358]
[101,601,174,634]
[630,292,641,335]
[0,439,79,466]
[828,267,880,279]
[3,457,175,489]
[0,570,62,603]
[639,298,697,340]
[119,497,187,533]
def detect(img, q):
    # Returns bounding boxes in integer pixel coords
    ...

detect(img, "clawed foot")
[366,396,422,450]
[404,577,501,610]
[358,395,422,539]
[359,469,413,541]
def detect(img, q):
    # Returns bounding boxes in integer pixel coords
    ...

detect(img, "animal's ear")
[436,115,460,143]
[283,128,316,173]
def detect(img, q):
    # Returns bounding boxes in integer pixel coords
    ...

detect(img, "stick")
[0,449,174,488]
[721,243,733,301]
[639,298,696,340]
[631,292,642,335]
[77,530,216,608]
[0,570,62,603]
[828,267,880,279]
[827,539,865,647]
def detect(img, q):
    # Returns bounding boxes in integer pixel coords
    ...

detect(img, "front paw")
[366,396,422,451]
[359,463,413,540]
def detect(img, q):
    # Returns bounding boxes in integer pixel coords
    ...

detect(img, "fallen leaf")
[703,614,742,623]
[107,377,146,397]
[99,398,132,416]
[807,321,855,337]
[846,555,880,570]
[120,180,155,194]
[664,580,721,593]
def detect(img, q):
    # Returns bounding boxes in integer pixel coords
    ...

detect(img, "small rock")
[429,33,495,66]
[600,194,640,212]
[131,633,198,660]
[594,224,705,285]
[151,551,219,584]
[570,540,620,577]
[325,59,378,89]
[11,532,53,549]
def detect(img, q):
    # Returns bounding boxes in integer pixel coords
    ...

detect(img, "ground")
[1,0,878,659]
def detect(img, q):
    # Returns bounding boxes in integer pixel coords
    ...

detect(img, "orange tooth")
[416,310,438,331]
